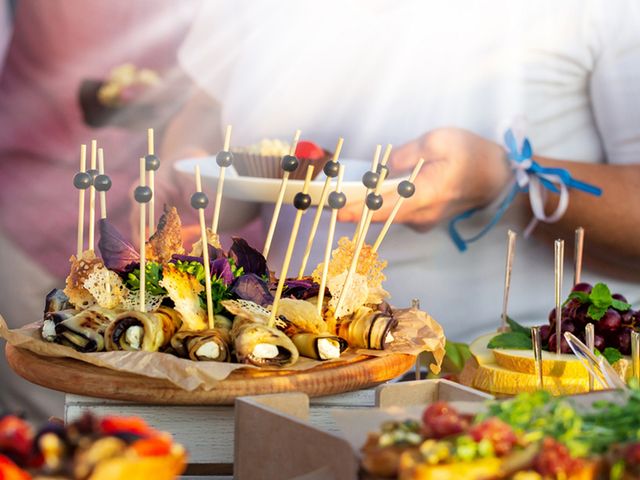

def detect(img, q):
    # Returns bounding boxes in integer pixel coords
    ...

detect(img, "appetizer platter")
[1,127,445,403]
[461,229,640,396]
[0,411,186,480]
[359,389,640,479]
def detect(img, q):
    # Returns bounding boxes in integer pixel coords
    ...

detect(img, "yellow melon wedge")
[468,333,497,366]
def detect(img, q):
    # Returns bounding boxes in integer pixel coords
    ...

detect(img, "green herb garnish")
[566,282,631,321]
[487,317,532,350]
[125,262,167,296]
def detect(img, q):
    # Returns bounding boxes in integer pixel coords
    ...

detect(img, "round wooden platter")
[5,344,415,405]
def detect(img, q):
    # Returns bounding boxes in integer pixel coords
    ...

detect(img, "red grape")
[469,418,517,456]
[548,333,572,354]
[598,309,622,331]
[548,307,557,325]
[561,320,576,334]
[572,282,592,293]
[617,329,631,355]
[594,334,606,351]
[612,293,628,304]
[539,325,551,343]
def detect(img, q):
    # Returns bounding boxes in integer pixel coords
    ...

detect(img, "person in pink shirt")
[0,0,202,421]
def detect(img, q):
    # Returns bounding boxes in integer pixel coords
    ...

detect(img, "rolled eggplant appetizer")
[42,309,79,342]
[231,316,299,367]
[291,332,348,361]
[338,307,398,350]
[105,306,182,352]
[55,306,119,352]
[170,329,231,362]
[44,288,72,314]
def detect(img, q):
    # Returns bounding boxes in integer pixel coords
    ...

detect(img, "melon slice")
[468,333,497,366]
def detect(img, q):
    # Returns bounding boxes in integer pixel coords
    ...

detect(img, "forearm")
[525,157,640,267]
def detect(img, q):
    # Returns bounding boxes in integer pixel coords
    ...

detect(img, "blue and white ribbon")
[448,129,602,251]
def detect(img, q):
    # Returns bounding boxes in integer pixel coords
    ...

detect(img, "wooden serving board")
[5,344,415,405]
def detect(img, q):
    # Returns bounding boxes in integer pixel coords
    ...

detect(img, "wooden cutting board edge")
[5,344,415,405]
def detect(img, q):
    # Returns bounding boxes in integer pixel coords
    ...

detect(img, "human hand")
[338,128,512,232]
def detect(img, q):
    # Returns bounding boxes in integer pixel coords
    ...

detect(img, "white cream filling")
[125,326,144,350]
[386,332,395,344]
[252,343,279,359]
[42,320,57,341]
[318,338,341,360]
[195,342,220,360]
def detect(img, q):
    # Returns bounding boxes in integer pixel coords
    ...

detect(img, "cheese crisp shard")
[146,206,185,264]
[159,264,207,331]
[64,250,104,308]
[84,265,126,309]
[327,271,369,319]
[189,227,222,256]
[275,298,328,334]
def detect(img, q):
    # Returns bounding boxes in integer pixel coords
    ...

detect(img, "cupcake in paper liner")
[232,139,331,180]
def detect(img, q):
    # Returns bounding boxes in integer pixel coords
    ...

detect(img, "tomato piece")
[130,436,172,457]
[295,141,324,160]
[100,417,151,436]
[0,454,31,480]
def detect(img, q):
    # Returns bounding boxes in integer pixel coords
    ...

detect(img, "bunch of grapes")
[541,282,638,355]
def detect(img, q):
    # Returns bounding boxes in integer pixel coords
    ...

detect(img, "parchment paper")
[0,307,445,391]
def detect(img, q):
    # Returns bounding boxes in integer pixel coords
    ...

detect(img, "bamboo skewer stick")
[372,158,425,252]
[500,230,517,332]
[269,165,314,327]
[88,140,97,251]
[573,227,584,286]
[554,239,565,355]
[97,148,107,219]
[334,168,388,317]
[137,158,148,313]
[531,326,544,390]
[147,128,155,235]
[352,145,382,245]
[194,165,215,329]
[75,144,87,257]
[263,129,301,260]
[298,138,344,278]
[632,331,640,383]
[211,125,233,234]
[316,164,346,316]
[586,323,595,391]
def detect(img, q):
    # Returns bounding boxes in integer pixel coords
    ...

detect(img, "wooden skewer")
[411,298,422,380]
[554,239,564,355]
[586,323,595,391]
[334,168,388,317]
[147,128,155,236]
[297,138,344,278]
[531,326,544,390]
[316,164,346,316]
[573,227,584,286]
[98,148,107,219]
[268,165,314,327]
[88,140,97,251]
[263,129,301,260]
[499,230,517,332]
[195,165,215,329]
[372,158,425,252]
[211,125,233,234]
[632,331,640,383]
[76,144,87,257]
[138,157,147,313]
[352,145,382,245]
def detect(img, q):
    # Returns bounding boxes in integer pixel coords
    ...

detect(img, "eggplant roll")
[170,329,231,362]
[44,288,72,314]
[42,309,79,342]
[291,333,348,360]
[338,307,398,350]
[55,306,119,352]
[105,306,182,352]
[231,316,299,367]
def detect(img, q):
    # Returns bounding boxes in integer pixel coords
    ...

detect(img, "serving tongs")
[564,332,627,391]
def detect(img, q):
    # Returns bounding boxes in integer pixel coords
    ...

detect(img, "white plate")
[174,157,407,206]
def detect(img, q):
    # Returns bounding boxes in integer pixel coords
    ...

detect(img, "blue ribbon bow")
[448,129,602,251]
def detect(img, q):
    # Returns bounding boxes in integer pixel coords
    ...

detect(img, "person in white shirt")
[165,0,640,341]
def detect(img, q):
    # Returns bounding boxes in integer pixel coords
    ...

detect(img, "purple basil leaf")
[170,254,205,264]
[98,219,139,272]
[282,278,320,300]
[208,244,226,261]
[230,273,273,307]
[212,257,233,286]
[228,237,268,277]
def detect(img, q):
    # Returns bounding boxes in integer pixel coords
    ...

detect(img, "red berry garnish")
[422,402,467,439]
[295,141,324,160]
[625,443,640,466]
[469,418,517,456]
[100,417,152,436]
